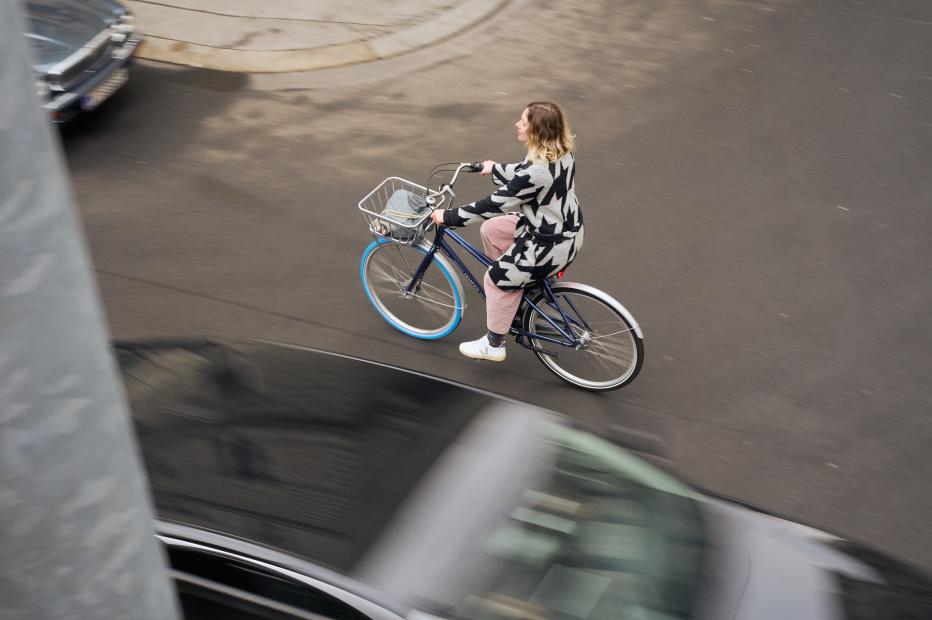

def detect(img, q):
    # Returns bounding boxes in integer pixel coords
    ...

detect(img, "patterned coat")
[442,152,584,291]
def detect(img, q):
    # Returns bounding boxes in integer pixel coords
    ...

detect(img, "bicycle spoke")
[580,348,617,373]
[587,337,635,356]
[524,287,642,390]
[412,293,456,318]
[532,312,575,333]
[412,280,458,306]
[586,343,633,365]
[389,242,416,273]
[370,252,410,288]
[540,298,590,331]
[371,252,459,312]
[579,321,632,328]
[363,241,462,338]
[367,266,404,294]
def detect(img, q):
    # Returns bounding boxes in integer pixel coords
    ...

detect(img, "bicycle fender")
[553,282,644,339]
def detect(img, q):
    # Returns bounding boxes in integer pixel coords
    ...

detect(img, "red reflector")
[557,270,565,280]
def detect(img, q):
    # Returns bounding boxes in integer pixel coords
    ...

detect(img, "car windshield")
[451,425,708,620]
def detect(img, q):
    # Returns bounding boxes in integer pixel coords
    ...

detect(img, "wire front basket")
[358,177,436,245]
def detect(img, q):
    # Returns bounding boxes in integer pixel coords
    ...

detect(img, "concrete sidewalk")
[128,0,509,73]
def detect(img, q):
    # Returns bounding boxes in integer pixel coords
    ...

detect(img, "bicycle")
[358,162,644,391]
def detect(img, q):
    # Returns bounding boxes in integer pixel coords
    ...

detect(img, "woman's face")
[515,108,529,143]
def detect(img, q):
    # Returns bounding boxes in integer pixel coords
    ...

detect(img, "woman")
[431,101,584,362]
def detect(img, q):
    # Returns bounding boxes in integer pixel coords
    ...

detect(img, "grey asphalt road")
[60,0,932,570]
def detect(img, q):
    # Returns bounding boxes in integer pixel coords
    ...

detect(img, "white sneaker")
[459,335,506,362]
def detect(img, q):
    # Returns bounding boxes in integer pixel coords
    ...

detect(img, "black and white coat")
[442,152,584,291]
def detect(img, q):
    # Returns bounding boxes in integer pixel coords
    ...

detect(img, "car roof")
[115,338,511,577]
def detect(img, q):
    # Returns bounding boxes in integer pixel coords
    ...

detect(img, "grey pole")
[0,2,182,618]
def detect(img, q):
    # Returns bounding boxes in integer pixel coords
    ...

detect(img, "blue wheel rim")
[360,238,461,340]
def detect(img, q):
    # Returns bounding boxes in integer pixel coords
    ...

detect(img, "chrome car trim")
[171,570,331,620]
[47,29,112,82]
[40,33,140,113]
[41,91,78,112]
[113,35,140,60]
[156,524,408,620]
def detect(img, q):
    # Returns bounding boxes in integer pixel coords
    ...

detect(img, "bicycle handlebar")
[426,162,483,213]
[443,162,482,188]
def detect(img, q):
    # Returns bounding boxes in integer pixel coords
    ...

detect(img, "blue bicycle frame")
[404,226,590,351]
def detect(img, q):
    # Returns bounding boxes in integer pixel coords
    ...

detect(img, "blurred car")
[22,0,141,122]
[115,339,932,620]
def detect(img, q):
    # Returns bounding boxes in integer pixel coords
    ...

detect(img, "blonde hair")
[525,101,575,163]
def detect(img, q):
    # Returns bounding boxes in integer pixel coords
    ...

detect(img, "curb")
[136,0,509,73]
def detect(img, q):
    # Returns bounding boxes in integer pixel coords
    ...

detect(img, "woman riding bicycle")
[431,101,583,362]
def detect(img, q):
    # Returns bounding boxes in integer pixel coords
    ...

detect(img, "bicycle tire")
[521,282,644,391]
[360,238,464,339]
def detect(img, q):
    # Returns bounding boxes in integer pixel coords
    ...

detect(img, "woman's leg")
[483,271,523,335]
[459,215,521,361]
[481,213,522,333]
[481,215,523,337]
[480,214,519,260]
[458,273,518,360]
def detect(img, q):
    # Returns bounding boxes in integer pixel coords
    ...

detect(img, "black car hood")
[114,338,932,618]
[114,338,522,577]
[23,0,124,68]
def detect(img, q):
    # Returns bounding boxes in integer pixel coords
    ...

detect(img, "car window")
[175,569,334,620]
[451,426,707,620]
[167,545,371,620]
[177,579,310,620]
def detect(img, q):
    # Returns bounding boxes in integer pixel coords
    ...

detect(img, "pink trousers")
[480,215,523,334]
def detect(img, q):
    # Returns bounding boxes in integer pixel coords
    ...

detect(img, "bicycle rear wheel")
[521,282,644,391]
[360,238,464,339]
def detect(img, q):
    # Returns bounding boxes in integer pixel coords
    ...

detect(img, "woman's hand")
[431,209,446,227]
[481,160,496,176]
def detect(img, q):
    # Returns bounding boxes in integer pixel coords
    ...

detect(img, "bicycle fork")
[403,252,433,296]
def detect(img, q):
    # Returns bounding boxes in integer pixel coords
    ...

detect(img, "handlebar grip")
[468,162,483,173]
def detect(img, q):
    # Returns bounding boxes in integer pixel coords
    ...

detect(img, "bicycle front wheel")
[360,238,464,339]
[522,282,644,391]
